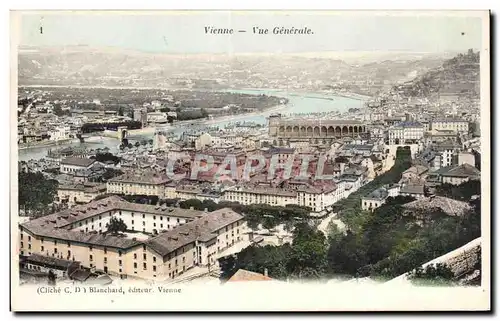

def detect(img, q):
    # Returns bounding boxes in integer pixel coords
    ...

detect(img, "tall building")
[133,107,148,128]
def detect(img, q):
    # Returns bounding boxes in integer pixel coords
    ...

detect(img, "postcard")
[10,10,490,312]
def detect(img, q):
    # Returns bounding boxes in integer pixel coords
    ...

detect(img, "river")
[18,89,367,161]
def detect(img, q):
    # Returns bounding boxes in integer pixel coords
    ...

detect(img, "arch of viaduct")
[276,124,366,138]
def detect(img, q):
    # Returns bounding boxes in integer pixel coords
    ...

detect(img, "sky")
[17,11,484,54]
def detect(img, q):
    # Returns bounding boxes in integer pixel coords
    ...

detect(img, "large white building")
[388,121,425,145]
[60,157,97,175]
[107,172,170,197]
[48,126,71,141]
[222,182,345,213]
[430,118,469,133]
[18,196,246,280]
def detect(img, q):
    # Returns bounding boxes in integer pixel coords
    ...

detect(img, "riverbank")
[18,138,77,150]
[18,89,365,160]
[22,84,370,101]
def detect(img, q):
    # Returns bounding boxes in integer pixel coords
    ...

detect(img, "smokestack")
[264,268,268,277]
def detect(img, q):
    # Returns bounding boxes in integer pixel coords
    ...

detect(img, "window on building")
[134,262,137,269]
[41,246,44,252]
[143,253,147,260]
[131,220,134,225]
[153,266,156,272]
[27,235,31,241]
[143,263,147,270]
[28,244,31,250]
[119,260,122,266]
[153,257,156,262]
[160,224,163,228]
[104,257,107,264]
[20,241,23,248]
[89,246,93,251]
[177,218,180,223]
[142,214,145,219]
[104,247,107,254]
[131,213,134,217]
[153,216,156,220]
[54,248,58,254]
[134,253,137,259]
[143,245,146,251]
[142,221,145,226]
[90,255,93,261]
[160,216,163,221]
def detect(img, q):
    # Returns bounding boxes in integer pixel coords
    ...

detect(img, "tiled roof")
[363,187,389,201]
[400,184,425,195]
[228,269,273,282]
[434,164,480,178]
[403,196,472,216]
[20,196,204,249]
[23,253,80,270]
[60,157,96,167]
[109,171,171,185]
[146,208,243,257]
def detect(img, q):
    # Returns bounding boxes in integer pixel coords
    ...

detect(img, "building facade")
[388,121,425,145]
[268,114,367,146]
[430,119,469,133]
[18,196,246,280]
[60,157,96,174]
[57,183,107,206]
[107,172,170,197]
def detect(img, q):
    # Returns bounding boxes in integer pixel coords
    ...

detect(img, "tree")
[134,141,140,147]
[106,217,128,235]
[118,106,124,116]
[141,140,148,146]
[148,139,154,145]
[179,199,203,210]
[48,270,56,286]
[18,171,58,215]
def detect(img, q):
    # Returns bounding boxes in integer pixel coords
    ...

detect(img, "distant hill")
[392,49,480,98]
[17,45,449,94]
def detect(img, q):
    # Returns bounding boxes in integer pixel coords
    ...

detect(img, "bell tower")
[268,114,281,137]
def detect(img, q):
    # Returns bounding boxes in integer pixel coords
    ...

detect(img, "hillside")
[17,46,448,95]
[392,49,480,98]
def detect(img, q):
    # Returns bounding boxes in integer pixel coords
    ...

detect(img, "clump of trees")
[91,152,121,165]
[219,222,327,281]
[435,180,480,202]
[407,263,457,287]
[18,170,58,215]
[80,121,142,133]
[106,217,128,236]
[326,195,481,279]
